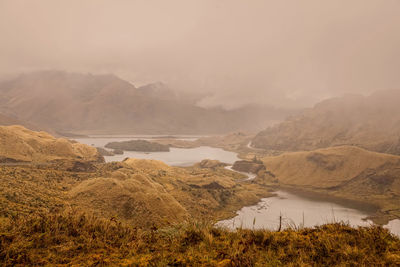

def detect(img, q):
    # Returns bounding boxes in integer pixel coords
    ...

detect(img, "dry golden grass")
[0,125,102,163]
[0,158,269,229]
[261,145,400,224]
[262,145,400,188]
[69,159,270,227]
[0,165,99,218]
[1,212,399,266]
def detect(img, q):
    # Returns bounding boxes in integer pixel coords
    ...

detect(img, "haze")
[1,0,399,109]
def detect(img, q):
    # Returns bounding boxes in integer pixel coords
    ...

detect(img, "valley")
[1,124,399,265]
[2,125,399,233]
[2,2,400,264]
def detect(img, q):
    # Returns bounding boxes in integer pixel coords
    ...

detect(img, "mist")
[1,0,400,108]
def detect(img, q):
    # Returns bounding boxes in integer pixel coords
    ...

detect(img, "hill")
[0,125,102,163]
[0,126,268,227]
[252,90,400,155]
[262,146,400,223]
[68,158,268,227]
[0,113,39,130]
[0,71,292,134]
[0,128,399,265]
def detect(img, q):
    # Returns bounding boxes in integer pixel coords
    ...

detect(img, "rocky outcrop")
[198,159,227,169]
[113,149,124,155]
[201,182,225,190]
[105,139,170,152]
[96,147,115,156]
[232,157,265,173]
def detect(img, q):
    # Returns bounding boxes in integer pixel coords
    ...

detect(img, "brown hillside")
[69,158,267,226]
[0,126,268,227]
[70,159,188,226]
[263,146,400,188]
[253,90,400,155]
[0,125,102,163]
[262,146,400,222]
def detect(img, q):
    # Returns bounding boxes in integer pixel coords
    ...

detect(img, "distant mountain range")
[252,90,400,155]
[0,113,38,130]
[0,71,294,135]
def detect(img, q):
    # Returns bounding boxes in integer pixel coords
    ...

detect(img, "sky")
[1,0,399,109]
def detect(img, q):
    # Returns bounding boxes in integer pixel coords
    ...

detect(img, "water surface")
[74,136,239,166]
[217,190,374,230]
[384,219,400,236]
[75,136,400,236]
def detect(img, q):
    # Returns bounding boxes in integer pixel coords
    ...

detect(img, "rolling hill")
[252,90,400,155]
[0,125,266,227]
[0,125,102,163]
[262,146,400,222]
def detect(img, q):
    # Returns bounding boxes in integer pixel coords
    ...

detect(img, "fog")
[1,0,399,108]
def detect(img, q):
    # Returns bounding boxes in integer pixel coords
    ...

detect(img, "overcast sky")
[1,0,399,108]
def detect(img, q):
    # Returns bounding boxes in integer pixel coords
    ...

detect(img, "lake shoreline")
[73,135,399,235]
[217,186,399,236]
[272,185,380,214]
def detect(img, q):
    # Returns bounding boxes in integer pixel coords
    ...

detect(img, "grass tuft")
[0,212,399,266]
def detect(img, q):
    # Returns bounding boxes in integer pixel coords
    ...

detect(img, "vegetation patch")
[0,212,399,266]
[105,139,170,152]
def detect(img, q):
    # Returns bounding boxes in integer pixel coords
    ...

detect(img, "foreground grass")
[1,213,399,266]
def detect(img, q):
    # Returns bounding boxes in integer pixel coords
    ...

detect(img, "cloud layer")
[1,0,399,108]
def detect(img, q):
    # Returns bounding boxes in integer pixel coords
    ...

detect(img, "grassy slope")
[0,165,98,218]
[68,158,270,227]
[0,158,269,229]
[262,145,400,223]
[262,146,400,188]
[1,126,400,265]
[0,125,101,163]
[1,213,399,266]
[252,90,400,155]
[0,126,268,227]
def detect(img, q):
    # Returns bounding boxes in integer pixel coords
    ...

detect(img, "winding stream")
[224,165,256,181]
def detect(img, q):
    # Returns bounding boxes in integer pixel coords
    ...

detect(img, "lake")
[217,190,400,237]
[217,190,374,230]
[74,135,239,166]
[75,136,400,236]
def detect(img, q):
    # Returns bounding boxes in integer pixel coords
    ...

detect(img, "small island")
[105,139,170,152]
[232,156,265,173]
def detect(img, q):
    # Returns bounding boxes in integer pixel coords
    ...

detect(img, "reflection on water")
[217,190,374,230]
[74,136,239,166]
